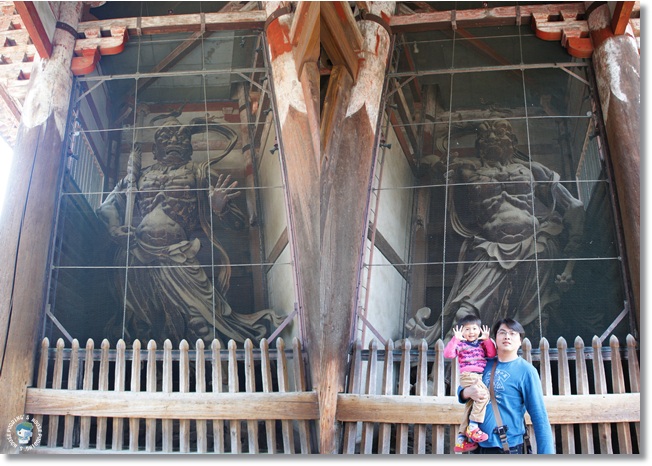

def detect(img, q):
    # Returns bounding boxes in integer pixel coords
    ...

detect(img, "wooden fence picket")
[195,339,207,453]
[360,339,378,454]
[626,335,640,444]
[377,339,394,454]
[276,337,295,453]
[179,340,190,453]
[293,338,311,453]
[47,338,65,448]
[343,339,362,453]
[63,339,80,449]
[96,339,110,450]
[610,335,632,453]
[228,340,242,453]
[244,339,259,453]
[431,339,445,454]
[79,338,94,449]
[574,336,594,453]
[592,336,612,453]
[112,339,125,451]
[129,339,141,451]
[414,340,428,454]
[556,337,575,453]
[211,339,225,453]
[396,339,411,454]
[145,340,157,452]
[34,338,49,431]
[260,338,276,453]
[162,340,173,452]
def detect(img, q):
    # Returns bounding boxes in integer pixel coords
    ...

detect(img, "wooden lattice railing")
[25,337,317,453]
[24,334,640,454]
[337,334,640,454]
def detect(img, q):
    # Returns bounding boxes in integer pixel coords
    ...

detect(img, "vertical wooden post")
[319,2,395,453]
[263,2,319,393]
[587,3,640,330]
[0,1,83,453]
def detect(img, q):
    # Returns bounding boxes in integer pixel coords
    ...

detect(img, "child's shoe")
[466,425,489,443]
[454,435,478,453]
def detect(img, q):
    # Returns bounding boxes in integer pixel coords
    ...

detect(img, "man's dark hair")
[491,318,525,341]
[456,314,482,328]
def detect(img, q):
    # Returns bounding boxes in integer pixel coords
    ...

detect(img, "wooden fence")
[25,337,317,453]
[24,334,639,454]
[337,334,640,454]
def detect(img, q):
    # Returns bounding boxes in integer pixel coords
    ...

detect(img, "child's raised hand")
[479,325,490,340]
[452,325,465,341]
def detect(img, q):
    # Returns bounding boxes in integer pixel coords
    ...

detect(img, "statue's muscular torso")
[135,162,201,247]
[458,158,537,244]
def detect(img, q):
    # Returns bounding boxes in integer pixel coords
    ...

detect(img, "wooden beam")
[0,81,22,122]
[392,82,419,154]
[265,227,288,270]
[320,65,353,162]
[387,108,418,173]
[13,1,52,58]
[336,393,640,425]
[26,388,319,420]
[77,10,267,36]
[368,228,408,280]
[320,65,353,239]
[611,1,635,35]
[290,1,319,79]
[390,3,586,33]
[320,1,362,82]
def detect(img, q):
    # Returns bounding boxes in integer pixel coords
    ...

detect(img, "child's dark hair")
[491,318,525,341]
[456,314,482,328]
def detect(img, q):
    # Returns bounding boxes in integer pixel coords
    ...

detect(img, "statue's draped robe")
[100,161,282,346]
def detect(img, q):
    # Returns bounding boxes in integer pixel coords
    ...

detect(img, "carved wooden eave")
[391,2,640,58]
[0,1,642,149]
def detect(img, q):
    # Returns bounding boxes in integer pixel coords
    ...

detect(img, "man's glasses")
[496,329,520,338]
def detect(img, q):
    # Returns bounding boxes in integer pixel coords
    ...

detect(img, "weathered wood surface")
[336,393,640,425]
[28,336,315,453]
[76,10,267,36]
[390,2,586,32]
[26,333,639,453]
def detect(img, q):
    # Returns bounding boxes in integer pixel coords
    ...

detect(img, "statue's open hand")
[555,271,575,292]
[210,174,241,214]
[452,325,465,341]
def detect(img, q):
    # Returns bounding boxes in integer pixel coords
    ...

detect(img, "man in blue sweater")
[458,318,555,454]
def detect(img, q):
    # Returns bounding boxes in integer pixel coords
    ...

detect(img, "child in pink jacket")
[444,314,497,452]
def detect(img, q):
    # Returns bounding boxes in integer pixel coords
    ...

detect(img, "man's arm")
[523,365,555,454]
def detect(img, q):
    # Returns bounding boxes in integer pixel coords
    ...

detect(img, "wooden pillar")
[0,1,83,453]
[263,0,319,392]
[586,3,640,331]
[319,2,395,453]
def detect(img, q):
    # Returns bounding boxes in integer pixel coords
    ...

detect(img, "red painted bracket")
[531,10,593,59]
[71,47,101,76]
[71,26,128,75]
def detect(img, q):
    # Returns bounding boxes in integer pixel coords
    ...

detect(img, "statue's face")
[153,125,193,165]
[476,120,516,162]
